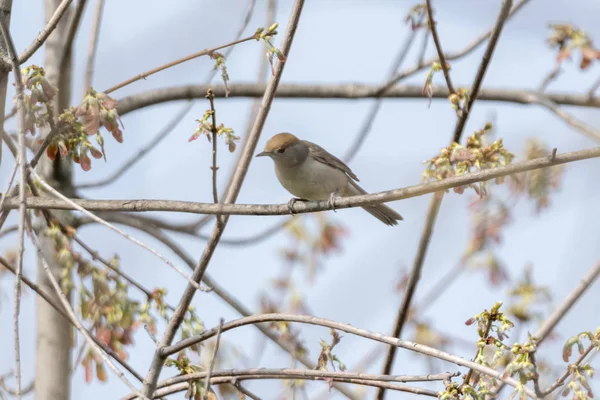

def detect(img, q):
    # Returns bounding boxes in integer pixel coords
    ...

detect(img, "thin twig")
[203,318,224,400]
[160,313,536,398]
[104,35,259,94]
[18,0,73,64]
[374,0,532,96]
[586,74,600,99]
[141,2,305,397]
[0,15,28,399]
[376,192,443,399]
[207,89,220,205]
[83,0,104,92]
[3,146,600,216]
[452,0,513,143]
[425,0,455,94]
[541,344,597,397]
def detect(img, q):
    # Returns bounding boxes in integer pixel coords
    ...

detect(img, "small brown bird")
[256,133,403,226]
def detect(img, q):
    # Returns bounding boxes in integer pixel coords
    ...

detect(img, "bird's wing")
[303,140,359,182]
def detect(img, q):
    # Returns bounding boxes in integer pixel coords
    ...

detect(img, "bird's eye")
[277,148,286,153]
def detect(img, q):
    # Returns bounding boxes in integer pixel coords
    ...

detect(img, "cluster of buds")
[21,65,56,135]
[506,265,551,323]
[46,88,123,171]
[448,88,470,112]
[209,51,230,96]
[422,61,450,105]
[188,108,239,152]
[255,23,286,73]
[422,123,515,195]
[316,329,346,375]
[548,24,600,69]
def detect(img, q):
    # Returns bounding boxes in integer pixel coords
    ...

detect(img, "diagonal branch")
[378,2,513,398]
[18,0,73,64]
[425,0,455,94]
[141,2,306,397]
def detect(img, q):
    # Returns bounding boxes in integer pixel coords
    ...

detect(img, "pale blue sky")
[1,0,600,399]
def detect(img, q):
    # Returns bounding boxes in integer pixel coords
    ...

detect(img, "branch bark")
[3,146,598,216]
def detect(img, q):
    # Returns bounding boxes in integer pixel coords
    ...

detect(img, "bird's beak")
[255,151,270,158]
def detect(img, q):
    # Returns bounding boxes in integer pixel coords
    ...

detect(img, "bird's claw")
[287,197,305,214]
[328,191,340,212]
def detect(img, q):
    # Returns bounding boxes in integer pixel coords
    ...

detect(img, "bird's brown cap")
[263,133,300,152]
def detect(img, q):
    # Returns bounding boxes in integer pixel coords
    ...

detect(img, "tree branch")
[160,313,536,398]
[141,2,306,396]
[18,0,73,64]
[83,0,104,92]
[425,0,455,94]
[3,146,596,221]
[116,83,600,115]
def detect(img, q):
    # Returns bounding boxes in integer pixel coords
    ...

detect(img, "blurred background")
[1,0,600,398]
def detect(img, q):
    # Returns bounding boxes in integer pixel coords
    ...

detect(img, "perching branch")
[3,146,599,216]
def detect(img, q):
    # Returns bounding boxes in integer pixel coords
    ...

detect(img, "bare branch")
[116,83,600,115]
[3,146,598,217]
[377,192,443,397]
[161,313,536,398]
[104,35,259,94]
[18,0,73,64]
[123,369,460,399]
[452,0,513,143]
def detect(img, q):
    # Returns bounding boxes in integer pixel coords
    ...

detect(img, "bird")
[256,132,403,226]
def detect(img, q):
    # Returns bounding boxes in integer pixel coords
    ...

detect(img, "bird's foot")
[328,190,341,212]
[287,197,308,214]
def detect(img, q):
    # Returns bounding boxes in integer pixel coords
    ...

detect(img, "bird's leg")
[328,190,341,212]
[287,197,308,214]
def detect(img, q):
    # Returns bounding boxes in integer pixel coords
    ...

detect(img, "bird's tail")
[348,181,403,226]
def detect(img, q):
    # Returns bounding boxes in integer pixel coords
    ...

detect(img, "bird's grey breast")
[274,156,349,200]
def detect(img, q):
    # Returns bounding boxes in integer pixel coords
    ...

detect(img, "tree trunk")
[35,1,74,399]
